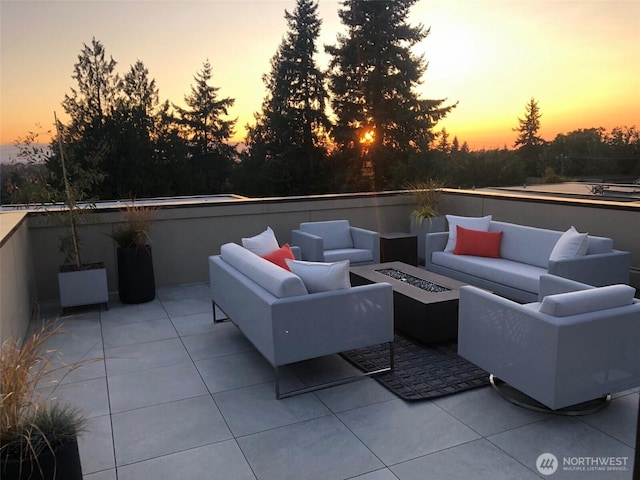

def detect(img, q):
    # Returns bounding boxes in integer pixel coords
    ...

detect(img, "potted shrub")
[11,118,108,312]
[52,113,108,312]
[109,202,156,304]
[407,179,446,262]
[1,325,88,480]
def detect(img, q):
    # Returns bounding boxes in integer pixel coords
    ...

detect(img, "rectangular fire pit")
[350,262,466,344]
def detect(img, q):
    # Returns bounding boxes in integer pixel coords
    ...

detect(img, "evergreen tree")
[513,97,545,176]
[245,0,331,196]
[173,60,237,193]
[56,37,120,198]
[108,60,167,197]
[325,0,456,190]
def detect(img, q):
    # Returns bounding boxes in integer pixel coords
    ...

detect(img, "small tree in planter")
[1,324,89,480]
[53,113,109,312]
[407,179,446,263]
[109,202,157,304]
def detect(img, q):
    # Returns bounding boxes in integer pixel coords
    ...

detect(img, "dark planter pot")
[117,245,155,304]
[1,438,83,480]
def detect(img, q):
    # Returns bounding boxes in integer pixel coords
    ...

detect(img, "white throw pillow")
[444,215,492,253]
[539,284,636,317]
[285,259,351,293]
[549,226,588,262]
[242,227,279,255]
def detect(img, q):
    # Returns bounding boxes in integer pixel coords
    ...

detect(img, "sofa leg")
[212,301,230,324]
[274,342,395,400]
[389,341,395,371]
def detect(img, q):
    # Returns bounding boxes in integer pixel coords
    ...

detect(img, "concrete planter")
[58,264,109,312]
[409,215,446,262]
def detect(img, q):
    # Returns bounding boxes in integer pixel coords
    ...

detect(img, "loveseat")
[208,242,394,398]
[425,216,631,303]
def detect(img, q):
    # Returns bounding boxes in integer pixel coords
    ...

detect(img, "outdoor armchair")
[458,274,640,411]
[290,220,380,266]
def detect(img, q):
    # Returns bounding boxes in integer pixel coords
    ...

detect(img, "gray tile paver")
[30,283,636,480]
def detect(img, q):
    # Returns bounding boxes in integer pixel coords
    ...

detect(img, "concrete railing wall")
[1,188,638,345]
[0,212,36,345]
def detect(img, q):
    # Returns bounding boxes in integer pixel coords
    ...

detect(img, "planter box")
[409,215,446,262]
[58,265,109,312]
[1,438,83,480]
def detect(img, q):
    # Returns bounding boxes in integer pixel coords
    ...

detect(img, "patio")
[37,282,638,480]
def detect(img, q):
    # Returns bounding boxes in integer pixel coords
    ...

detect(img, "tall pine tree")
[244,0,331,196]
[56,37,120,198]
[513,97,545,177]
[326,0,456,190]
[173,60,237,193]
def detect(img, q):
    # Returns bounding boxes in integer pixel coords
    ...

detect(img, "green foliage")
[513,97,545,176]
[1,325,89,464]
[406,178,442,224]
[108,202,156,248]
[172,60,237,193]
[243,0,331,196]
[541,167,567,184]
[325,0,457,189]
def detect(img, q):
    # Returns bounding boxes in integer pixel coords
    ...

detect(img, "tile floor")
[35,283,638,480]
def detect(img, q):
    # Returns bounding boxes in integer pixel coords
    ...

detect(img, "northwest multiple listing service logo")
[536,452,629,475]
[537,453,559,475]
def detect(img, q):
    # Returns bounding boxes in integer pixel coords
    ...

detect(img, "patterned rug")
[341,334,490,401]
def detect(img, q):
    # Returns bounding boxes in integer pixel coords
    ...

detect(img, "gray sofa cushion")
[432,251,546,294]
[220,243,308,298]
[489,221,561,268]
[585,235,613,254]
[323,248,373,264]
[539,284,636,317]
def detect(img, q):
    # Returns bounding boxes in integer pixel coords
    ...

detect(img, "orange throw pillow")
[453,225,503,258]
[261,244,295,270]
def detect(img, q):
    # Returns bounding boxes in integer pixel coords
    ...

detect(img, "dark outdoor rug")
[341,334,490,401]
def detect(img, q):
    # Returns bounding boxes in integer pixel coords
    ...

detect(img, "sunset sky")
[1,0,638,153]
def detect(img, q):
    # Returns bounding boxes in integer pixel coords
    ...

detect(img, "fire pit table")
[350,261,466,344]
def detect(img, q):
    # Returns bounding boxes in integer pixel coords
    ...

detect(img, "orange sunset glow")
[1,0,638,155]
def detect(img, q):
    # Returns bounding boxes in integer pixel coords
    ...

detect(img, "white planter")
[58,265,109,312]
[409,215,446,262]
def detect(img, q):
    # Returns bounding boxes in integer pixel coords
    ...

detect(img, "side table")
[379,232,418,266]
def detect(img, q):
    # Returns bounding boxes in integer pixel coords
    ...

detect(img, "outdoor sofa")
[425,216,630,303]
[208,241,394,398]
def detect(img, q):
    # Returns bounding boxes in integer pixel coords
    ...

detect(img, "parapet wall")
[2,188,638,344]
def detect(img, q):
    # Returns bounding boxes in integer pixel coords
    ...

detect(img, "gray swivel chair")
[290,220,380,266]
[458,274,640,412]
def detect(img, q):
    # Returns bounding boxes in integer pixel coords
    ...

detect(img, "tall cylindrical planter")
[1,438,83,480]
[117,245,155,304]
[410,215,446,263]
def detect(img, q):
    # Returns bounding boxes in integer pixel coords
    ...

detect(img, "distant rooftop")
[487,181,640,204]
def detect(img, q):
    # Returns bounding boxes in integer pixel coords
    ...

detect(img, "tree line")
[2,0,639,205]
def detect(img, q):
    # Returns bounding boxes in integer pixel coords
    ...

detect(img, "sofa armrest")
[537,274,594,301]
[290,229,324,261]
[548,250,630,286]
[270,282,394,366]
[289,245,302,260]
[425,232,449,269]
[458,285,557,368]
[350,227,380,263]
